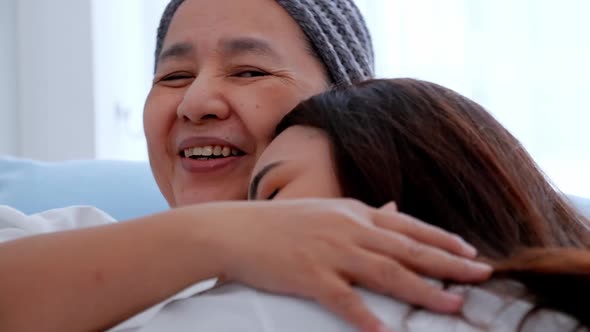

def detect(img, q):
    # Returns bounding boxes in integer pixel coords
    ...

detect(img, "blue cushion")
[0,157,168,220]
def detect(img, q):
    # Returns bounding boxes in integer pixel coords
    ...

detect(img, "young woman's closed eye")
[249,126,342,201]
[249,161,284,201]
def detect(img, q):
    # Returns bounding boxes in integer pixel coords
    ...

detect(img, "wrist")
[169,205,233,281]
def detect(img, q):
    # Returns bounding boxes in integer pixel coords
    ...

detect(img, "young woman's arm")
[0,200,491,332]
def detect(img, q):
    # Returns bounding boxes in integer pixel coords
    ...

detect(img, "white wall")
[92,0,146,161]
[0,0,168,161]
[91,0,168,160]
[0,0,18,156]
[16,0,96,161]
[358,0,590,197]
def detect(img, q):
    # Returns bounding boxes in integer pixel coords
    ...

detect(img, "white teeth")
[213,146,222,156]
[222,147,231,157]
[184,145,241,158]
[202,146,213,156]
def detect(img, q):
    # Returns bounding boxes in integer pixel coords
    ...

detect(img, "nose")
[177,77,231,124]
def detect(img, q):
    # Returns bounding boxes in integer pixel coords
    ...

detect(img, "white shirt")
[0,205,216,331]
[0,205,582,332]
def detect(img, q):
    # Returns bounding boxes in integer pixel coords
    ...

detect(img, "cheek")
[230,83,316,154]
[326,171,343,197]
[276,176,341,200]
[143,89,180,149]
[313,147,342,198]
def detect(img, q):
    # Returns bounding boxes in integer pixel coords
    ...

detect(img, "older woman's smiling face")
[144,0,329,207]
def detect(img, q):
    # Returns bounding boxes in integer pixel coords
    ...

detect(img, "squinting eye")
[161,74,193,81]
[235,70,268,78]
[266,189,279,200]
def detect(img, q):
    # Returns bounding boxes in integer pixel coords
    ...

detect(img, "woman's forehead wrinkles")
[158,37,284,67]
[219,37,282,61]
[158,42,194,64]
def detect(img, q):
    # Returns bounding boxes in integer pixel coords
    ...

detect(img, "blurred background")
[0,0,588,197]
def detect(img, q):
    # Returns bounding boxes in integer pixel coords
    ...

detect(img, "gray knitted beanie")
[154,0,374,85]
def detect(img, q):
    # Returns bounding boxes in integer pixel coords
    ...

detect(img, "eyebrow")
[158,42,194,64]
[220,37,281,61]
[249,161,284,200]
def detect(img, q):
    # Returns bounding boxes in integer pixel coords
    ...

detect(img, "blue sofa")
[0,156,588,220]
[0,157,168,220]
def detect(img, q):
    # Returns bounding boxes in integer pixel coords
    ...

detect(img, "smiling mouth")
[180,144,246,160]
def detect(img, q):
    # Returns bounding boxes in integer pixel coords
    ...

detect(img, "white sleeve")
[115,281,582,332]
[0,205,116,243]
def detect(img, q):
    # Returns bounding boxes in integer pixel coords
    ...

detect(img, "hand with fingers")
[202,198,493,332]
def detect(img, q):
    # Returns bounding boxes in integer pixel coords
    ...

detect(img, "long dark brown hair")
[276,78,590,323]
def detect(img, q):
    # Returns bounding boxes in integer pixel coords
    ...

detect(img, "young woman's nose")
[176,77,231,124]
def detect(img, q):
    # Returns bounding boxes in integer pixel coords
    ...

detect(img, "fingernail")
[381,202,397,213]
[461,241,478,258]
[470,261,493,274]
[438,292,463,313]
